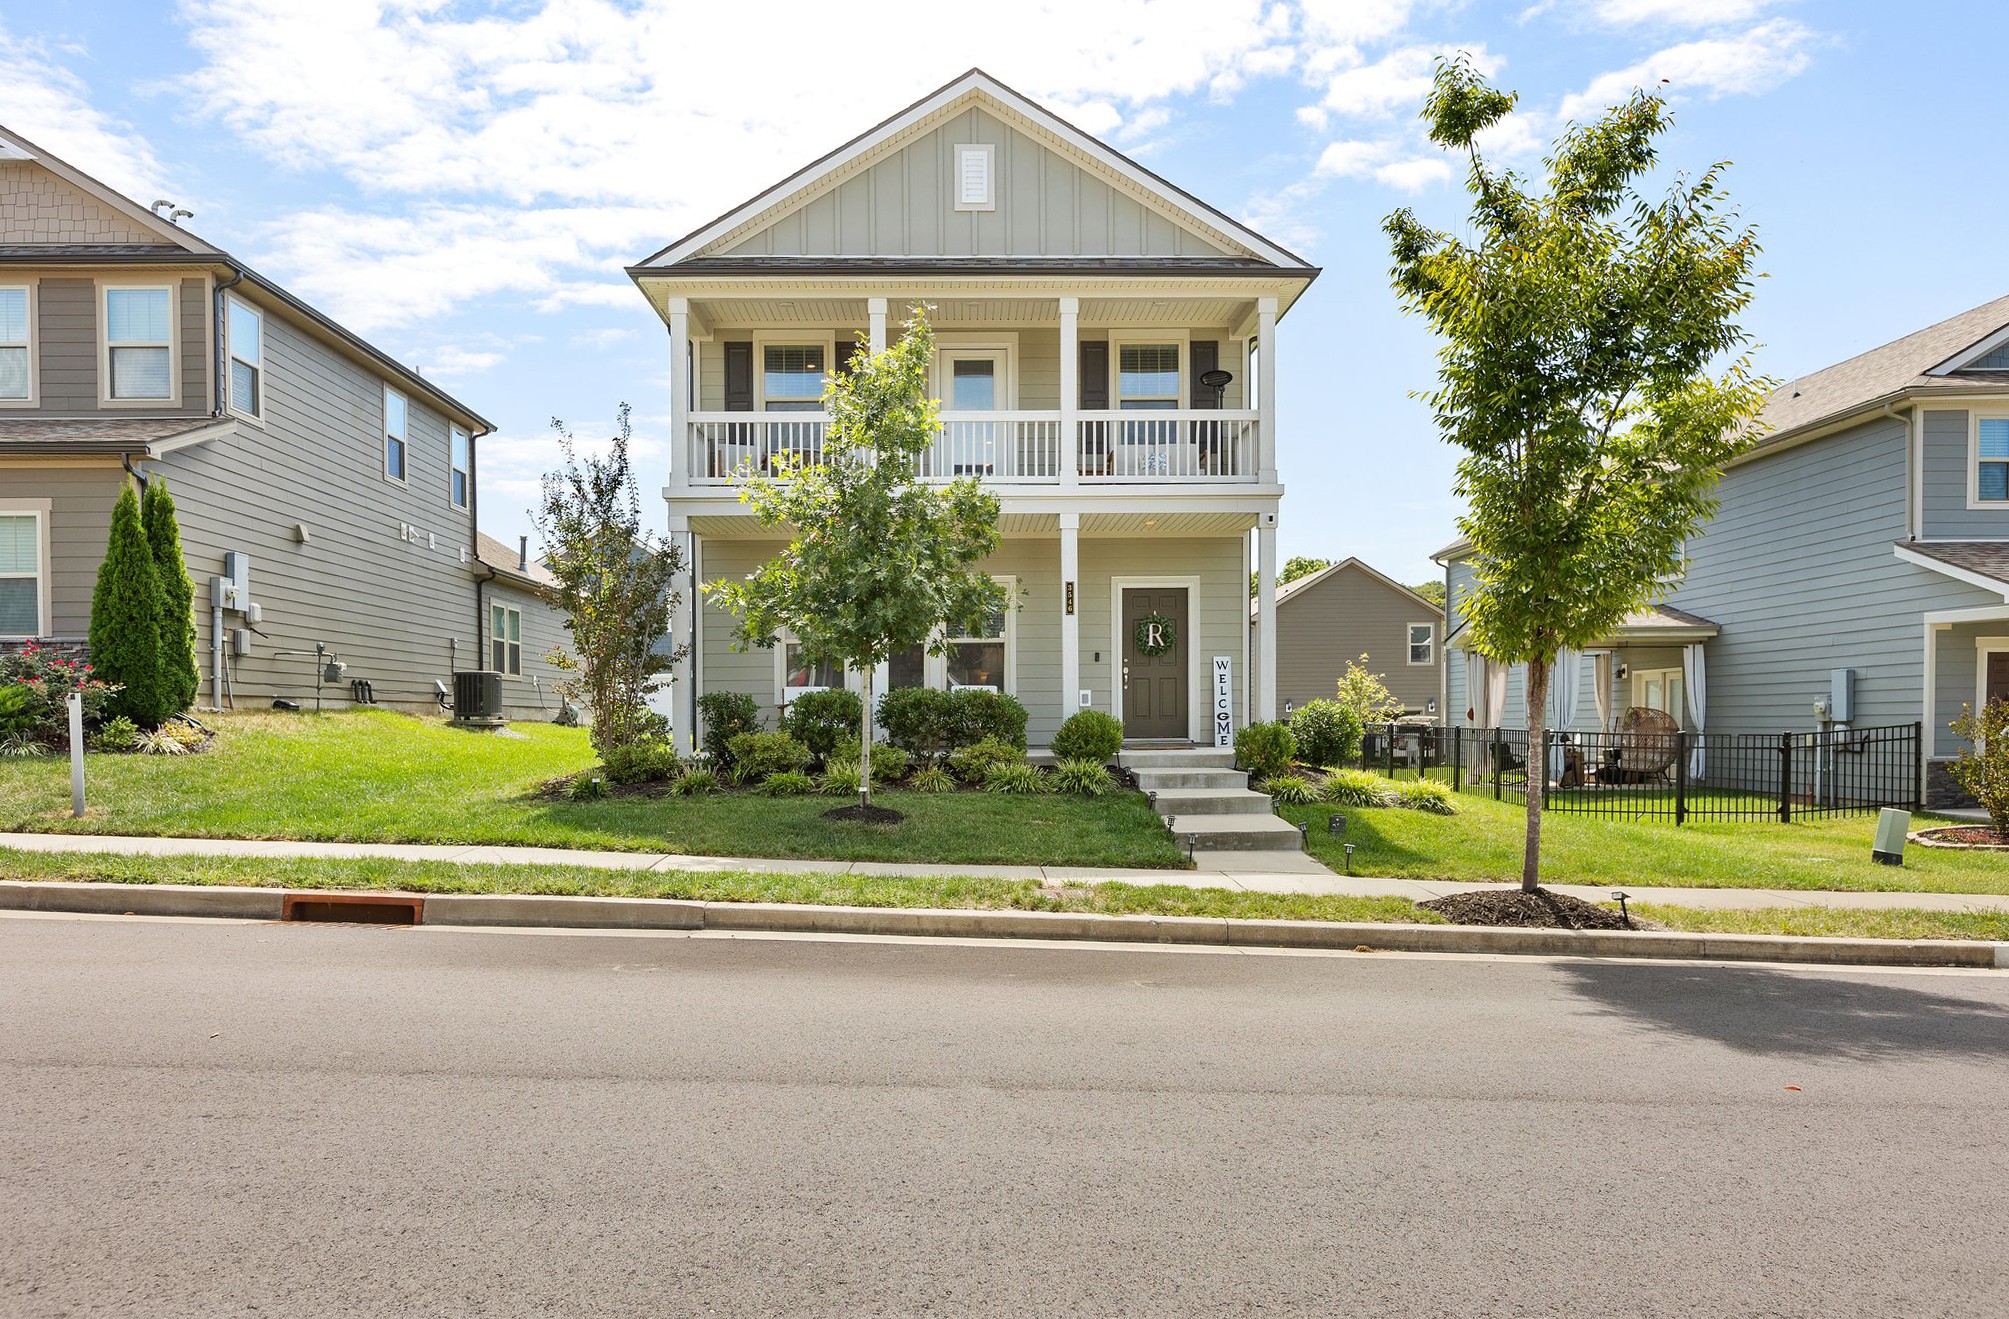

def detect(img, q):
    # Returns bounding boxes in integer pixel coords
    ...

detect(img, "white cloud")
[0,19,173,205]
[1558,18,1812,120]
[1312,138,1450,191]
[1594,0,1775,25]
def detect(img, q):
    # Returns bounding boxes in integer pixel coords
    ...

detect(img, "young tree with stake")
[1385,60,1771,891]
[707,310,1006,816]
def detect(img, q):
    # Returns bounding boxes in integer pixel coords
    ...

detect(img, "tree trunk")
[859,667,874,810]
[1521,653,1549,893]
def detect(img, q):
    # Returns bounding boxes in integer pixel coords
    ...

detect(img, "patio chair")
[1598,706,1679,784]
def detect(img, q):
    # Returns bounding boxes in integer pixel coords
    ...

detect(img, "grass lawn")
[3,847,2004,942]
[0,709,1187,869]
[1286,770,2009,895]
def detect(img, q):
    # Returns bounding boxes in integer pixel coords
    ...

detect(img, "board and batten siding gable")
[1271,566,1440,715]
[1920,407,2009,538]
[720,107,1237,261]
[149,307,480,709]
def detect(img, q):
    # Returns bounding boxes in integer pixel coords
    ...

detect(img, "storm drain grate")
[281,893,424,925]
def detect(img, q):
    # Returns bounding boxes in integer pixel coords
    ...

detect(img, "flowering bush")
[0,644,122,746]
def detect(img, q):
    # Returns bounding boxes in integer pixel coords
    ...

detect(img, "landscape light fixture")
[1297,821,1309,848]
[1342,843,1356,874]
[1611,890,1631,925]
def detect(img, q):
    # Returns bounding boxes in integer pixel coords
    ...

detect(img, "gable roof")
[1754,292,2009,453]
[0,123,493,433]
[633,68,1316,278]
[1254,557,1444,618]
[475,532,558,591]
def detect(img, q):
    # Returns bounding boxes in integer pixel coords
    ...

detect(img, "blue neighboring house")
[1437,293,2009,807]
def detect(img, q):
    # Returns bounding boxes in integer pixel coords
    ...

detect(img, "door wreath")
[1133,613,1177,657]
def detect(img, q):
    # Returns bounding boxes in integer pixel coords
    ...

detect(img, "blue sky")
[4,1,2002,586]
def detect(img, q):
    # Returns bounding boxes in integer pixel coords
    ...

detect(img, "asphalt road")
[3,915,2008,1318]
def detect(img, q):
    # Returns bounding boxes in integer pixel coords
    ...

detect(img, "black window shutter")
[1190,340,1219,408]
[723,341,753,412]
[834,338,864,377]
[1079,340,1109,410]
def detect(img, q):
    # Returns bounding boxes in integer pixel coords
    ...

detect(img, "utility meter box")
[1829,668,1856,724]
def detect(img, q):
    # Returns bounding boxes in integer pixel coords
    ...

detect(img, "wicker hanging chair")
[1617,705,1680,777]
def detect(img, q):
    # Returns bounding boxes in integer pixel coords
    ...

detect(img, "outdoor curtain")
[1683,642,1707,780]
[1549,649,1581,783]
[1593,652,1613,733]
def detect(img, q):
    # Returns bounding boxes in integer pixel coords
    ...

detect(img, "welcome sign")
[1212,656,1232,748]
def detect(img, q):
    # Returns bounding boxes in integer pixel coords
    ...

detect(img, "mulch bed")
[1420,888,1632,930]
[1912,826,2009,850]
[823,804,905,825]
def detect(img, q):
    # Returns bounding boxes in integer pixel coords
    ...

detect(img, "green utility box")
[1871,807,1910,866]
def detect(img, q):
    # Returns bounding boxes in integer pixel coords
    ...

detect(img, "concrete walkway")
[2,830,2007,915]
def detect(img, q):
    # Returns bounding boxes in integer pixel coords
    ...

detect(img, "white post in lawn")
[67,691,84,817]
[1060,512,1080,721]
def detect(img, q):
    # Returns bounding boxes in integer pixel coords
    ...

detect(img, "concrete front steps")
[1120,748,1306,855]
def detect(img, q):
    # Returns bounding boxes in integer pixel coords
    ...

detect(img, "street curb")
[4,879,2006,968]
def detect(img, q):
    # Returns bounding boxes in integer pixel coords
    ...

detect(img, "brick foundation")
[0,638,89,666]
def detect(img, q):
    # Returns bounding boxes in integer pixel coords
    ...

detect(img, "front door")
[1122,587,1188,740]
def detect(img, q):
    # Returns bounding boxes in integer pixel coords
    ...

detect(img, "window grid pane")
[1980,418,2009,459]
[230,360,258,415]
[0,345,26,399]
[1118,344,1179,400]
[764,345,826,408]
[106,288,169,343]
[0,288,26,343]
[228,301,261,367]
[110,346,171,399]
[0,579,36,635]
[1981,460,2009,502]
[386,436,405,480]
[0,515,36,574]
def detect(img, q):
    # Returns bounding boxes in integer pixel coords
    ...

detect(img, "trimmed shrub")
[697,690,763,773]
[818,759,863,795]
[830,737,911,784]
[948,689,1029,750]
[1322,768,1395,807]
[877,686,956,760]
[90,484,170,728]
[758,770,818,796]
[602,739,681,785]
[983,761,1049,794]
[727,730,811,779]
[142,479,199,715]
[908,764,956,794]
[1288,698,1363,768]
[1051,757,1117,796]
[91,715,142,753]
[0,685,40,739]
[1234,720,1294,781]
[1257,773,1319,805]
[783,688,863,760]
[671,766,720,796]
[947,735,1022,784]
[1394,778,1456,815]
[1050,709,1123,763]
[0,643,120,737]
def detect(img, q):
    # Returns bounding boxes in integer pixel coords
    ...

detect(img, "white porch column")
[668,298,691,495]
[1256,296,1278,486]
[1058,296,1079,487]
[1255,512,1278,722]
[1060,513,1081,720]
[868,297,888,352]
[667,512,698,752]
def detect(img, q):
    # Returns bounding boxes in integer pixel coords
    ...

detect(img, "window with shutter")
[954,144,994,211]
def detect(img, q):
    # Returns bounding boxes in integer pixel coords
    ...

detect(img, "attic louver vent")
[954,144,994,212]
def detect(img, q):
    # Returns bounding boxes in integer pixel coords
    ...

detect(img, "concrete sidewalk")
[2,830,2007,915]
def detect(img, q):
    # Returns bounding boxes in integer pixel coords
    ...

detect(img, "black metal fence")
[1345,722,1922,824]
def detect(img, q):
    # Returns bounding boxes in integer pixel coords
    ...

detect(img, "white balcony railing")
[685,409,1260,486]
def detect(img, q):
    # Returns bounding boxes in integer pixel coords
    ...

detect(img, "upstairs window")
[1118,344,1180,410]
[490,603,521,675]
[0,512,41,636]
[1979,417,2009,503]
[763,345,826,412]
[227,298,262,419]
[450,427,470,509]
[0,287,28,401]
[384,387,408,482]
[1408,622,1435,666]
[105,286,172,400]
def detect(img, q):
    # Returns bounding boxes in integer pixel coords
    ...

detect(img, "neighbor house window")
[1637,667,1685,727]
[763,345,826,412]
[384,387,408,481]
[0,286,29,401]
[490,603,521,675]
[1978,417,2009,502]
[1408,622,1435,666]
[450,427,470,509]
[946,581,1013,692]
[0,512,43,637]
[226,298,262,419]
[104,286,173,400]
[781,632,839,705]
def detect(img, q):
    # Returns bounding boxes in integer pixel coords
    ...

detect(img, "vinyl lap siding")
[1270,567,1441,715]
[484,578,569,720]
[1921,407,2009,539]
[29,274,208,414]
[0,465,124,636]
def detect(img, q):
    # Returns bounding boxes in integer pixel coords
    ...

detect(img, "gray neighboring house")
[1437,292,2009,806]
[0,124,565,718]
[474,533,570,720]
[1254,558,1442,718]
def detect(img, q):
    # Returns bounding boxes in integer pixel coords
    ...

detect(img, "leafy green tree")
[1251,554,1332,599]
[1385,59,1770,890]
[89,483,171,727]
[1334,655,1403,728]
[535,404,688,760]
[142,478,199,714]
[1409,579,1447,609]
[707,310,1007,813]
